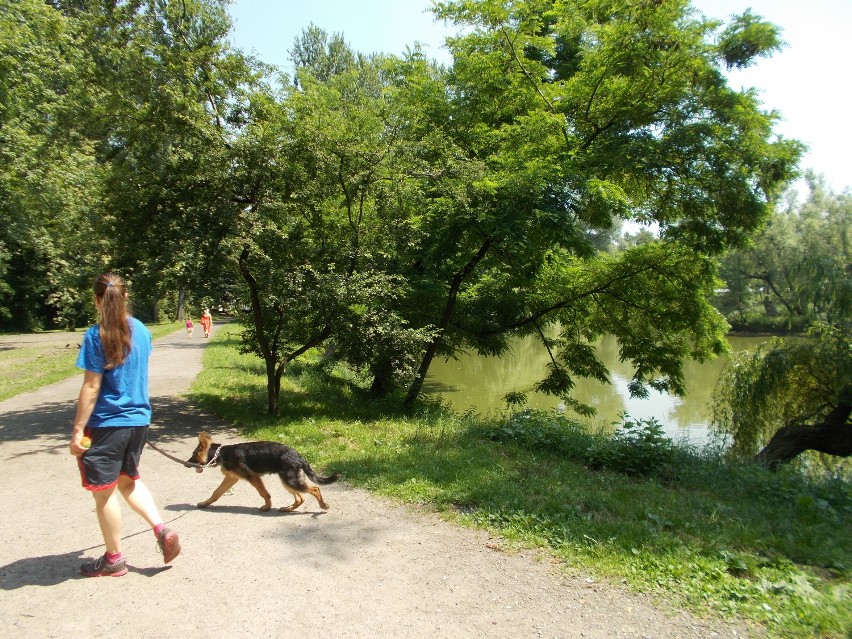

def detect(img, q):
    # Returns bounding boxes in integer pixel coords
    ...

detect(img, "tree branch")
[754,402,852,469]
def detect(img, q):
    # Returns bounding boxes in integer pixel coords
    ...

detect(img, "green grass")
[0,321,185,402]
[188,326,852,639]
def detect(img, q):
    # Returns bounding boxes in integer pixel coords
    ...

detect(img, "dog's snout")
[188,445,203,465]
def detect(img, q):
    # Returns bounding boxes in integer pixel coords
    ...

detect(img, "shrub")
[483,408,588,451]
[584,415,680,477]
[485,410,684,479]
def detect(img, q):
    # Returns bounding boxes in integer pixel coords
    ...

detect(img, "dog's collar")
[205,445,222,467]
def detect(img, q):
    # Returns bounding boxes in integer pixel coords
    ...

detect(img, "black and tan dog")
[188,432,340,512]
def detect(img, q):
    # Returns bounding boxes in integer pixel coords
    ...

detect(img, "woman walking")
[200,308,212,338]
[69,273,181,577]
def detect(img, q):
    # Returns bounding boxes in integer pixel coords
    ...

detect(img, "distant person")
[185,316,194,338]
[200,308,212,338]
[69,273,181,577]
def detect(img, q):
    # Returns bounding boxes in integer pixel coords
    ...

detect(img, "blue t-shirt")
[76,316,152,427]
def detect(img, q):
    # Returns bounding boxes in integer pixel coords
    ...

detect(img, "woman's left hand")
[69,433,87,457]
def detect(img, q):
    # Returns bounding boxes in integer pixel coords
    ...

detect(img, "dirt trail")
[0,324,758,638]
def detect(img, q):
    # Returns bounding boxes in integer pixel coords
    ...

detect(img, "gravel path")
[0,324,760,638]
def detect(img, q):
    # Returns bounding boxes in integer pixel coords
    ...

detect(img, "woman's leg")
[91,486,123,554]
[118,475,181,563]
[117,475,162,528]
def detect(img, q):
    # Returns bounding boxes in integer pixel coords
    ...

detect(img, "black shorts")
[78,426,149,491]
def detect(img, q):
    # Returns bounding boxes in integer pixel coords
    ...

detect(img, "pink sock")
[153,523,165,538]
[106,551,123,564]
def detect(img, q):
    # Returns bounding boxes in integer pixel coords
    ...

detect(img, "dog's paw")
[196,502,210,508]
[259,505,271,512]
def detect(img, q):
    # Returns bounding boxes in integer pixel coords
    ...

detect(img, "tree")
[230,31,433,414]
[290,24,357,84]
[717,174,851,330]
[64,0,253,321]
[391,0,802,410]
[0,0,255,329]
[712,323,851,469]
[0,0,103,329]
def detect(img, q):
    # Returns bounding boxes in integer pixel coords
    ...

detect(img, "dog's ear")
[199,432,211,444]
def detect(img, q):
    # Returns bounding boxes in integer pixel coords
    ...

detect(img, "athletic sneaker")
[80,554,128,577]
[157,527,181,564]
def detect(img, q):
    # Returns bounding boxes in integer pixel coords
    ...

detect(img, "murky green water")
[424,334,768,445]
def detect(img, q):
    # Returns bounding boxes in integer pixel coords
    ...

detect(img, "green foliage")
[484,408,589,450]
[0,0,809,429]
[716,10,784,70]
[0,0,101,329]
[394,0,801,407]
[230,38,439,411]
[717,175,851,331]
[586,415,680,477]
[72,0,253,315]
[0,0,257,329]
[290,24,357,84]
[485,409,681,478]
[466,240,730,415]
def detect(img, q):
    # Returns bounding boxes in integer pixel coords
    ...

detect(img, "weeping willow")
[712,323,851,469]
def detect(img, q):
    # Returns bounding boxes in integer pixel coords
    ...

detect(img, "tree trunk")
[404,237,495,411]
[754,402,852,470]
[404,334,442,410]
[177,288,186,321]
[370,359,394,398]
[238,247,279,414]
[267,361,280,415]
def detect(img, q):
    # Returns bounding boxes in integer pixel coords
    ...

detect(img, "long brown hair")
[93,273,132,369]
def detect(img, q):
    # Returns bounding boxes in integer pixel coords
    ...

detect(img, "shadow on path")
[0,549,173,590]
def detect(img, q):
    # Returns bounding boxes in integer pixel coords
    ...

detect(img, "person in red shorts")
[69,273,181,577]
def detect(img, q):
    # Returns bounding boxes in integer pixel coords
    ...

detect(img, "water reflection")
[424,334,767,444]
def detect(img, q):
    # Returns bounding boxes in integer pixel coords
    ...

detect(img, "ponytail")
[93,273,132,369]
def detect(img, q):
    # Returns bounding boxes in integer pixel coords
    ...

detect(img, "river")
[424,334,768,445]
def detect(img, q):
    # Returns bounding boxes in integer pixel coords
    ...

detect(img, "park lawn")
[189,326,851,639]
[0,321,184,402]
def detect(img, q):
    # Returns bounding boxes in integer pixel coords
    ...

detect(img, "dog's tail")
[307,468,340,485]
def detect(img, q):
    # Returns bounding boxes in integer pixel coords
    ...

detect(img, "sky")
[226,0,852,192]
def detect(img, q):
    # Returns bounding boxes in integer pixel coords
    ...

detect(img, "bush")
[584,415,680,477]
[483,408,588,451]
[484,410,684,478]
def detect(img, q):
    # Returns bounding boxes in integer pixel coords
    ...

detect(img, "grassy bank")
[190,327,850,639]
[0,321,184,402]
